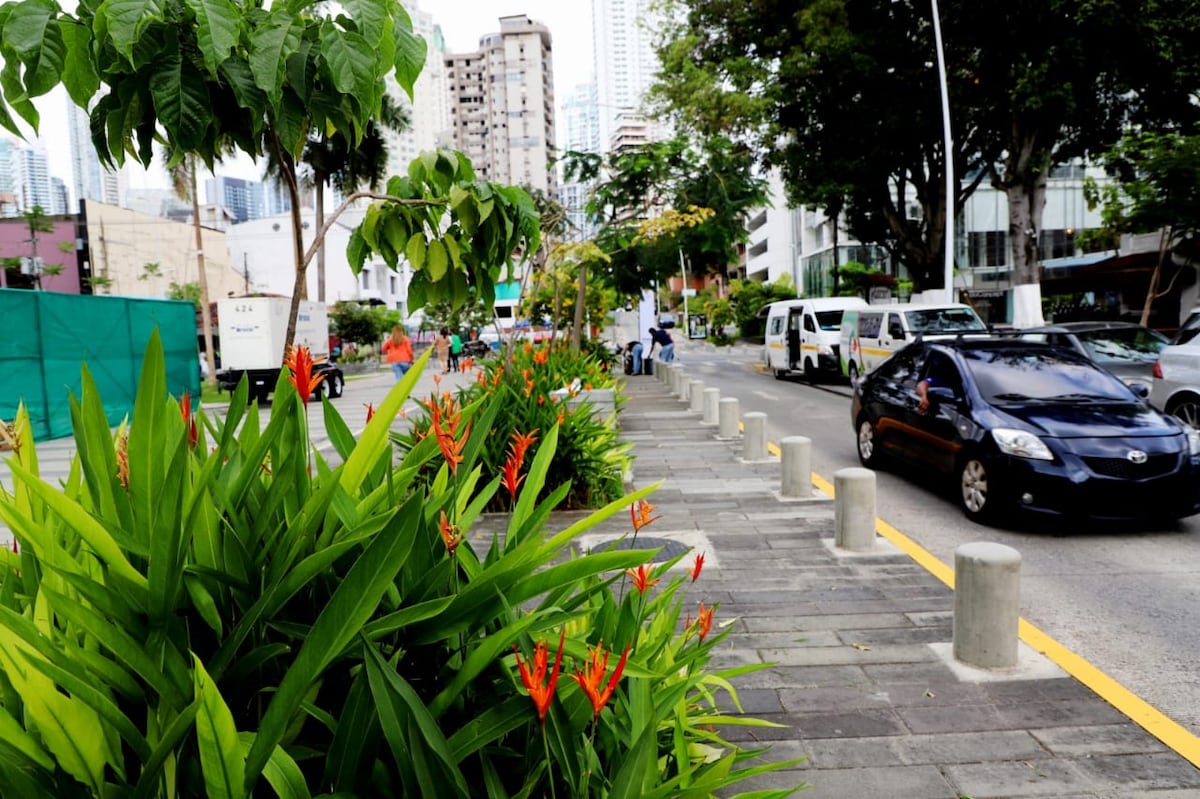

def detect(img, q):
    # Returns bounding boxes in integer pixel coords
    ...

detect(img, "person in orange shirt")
[381,325,414,382]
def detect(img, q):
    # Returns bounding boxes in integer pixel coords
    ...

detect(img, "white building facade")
[591,0,666,153]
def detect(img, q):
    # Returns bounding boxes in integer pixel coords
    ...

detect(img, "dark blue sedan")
[851,338,1200,524]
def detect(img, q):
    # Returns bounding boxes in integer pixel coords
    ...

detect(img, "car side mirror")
[1126,381,1151,399]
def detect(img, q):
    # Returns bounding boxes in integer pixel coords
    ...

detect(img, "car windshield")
[1076,327,1168,365]
[962,348,1135,403]
[815,310,844,331]
[904,308,987,333]
[1174,312,1200,345]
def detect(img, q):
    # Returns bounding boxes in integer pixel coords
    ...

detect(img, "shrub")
[0,333,804,798]
[399,339,629,511]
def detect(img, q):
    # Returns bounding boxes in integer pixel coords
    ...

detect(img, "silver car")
[1015,321,1168,385]
[1151,308,1200,428]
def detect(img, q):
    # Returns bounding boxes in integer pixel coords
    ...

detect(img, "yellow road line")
[768,438,1200,766]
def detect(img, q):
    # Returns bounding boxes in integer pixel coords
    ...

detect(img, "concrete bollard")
[834,467,876,551]
[689,380,705,412]
[718,397,740,439]
[702,388,720,426]
[780,436,813,498]
[670,367,686,398]
[676,370,691,401]
[743,412,767,460]
[953,543,1021,669]
[656,361,668,384]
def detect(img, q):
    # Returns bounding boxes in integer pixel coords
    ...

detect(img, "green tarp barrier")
[0,290,201,440]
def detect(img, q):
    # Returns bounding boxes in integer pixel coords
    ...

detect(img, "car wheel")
[958,455,999,523]
[1166,394,1200,430]
[804,357,818,382]
[327,373,344,399]
[856,416,884,469]
[848,362,860,385]
[773,366,787,380]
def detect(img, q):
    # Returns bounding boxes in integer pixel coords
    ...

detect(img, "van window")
[803,314,816,333]
[815,310,844,331]
[859,313,882,338]
[888,314,906,339]
[905,307,986,333]
[769,317,785,335]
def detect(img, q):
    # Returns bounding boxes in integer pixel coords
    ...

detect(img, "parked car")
[852,337,1200,524]
[1151,308,1200,429]
[1013,321,1168,384]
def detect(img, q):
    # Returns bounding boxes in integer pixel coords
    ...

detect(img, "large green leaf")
[426,239,448,281]
[249,11,302,106]
[237,733,311,799]
[103,0,164,60]
[339,349,427,495]
[339,0,388,50]
[243,494,421,787]
[392,23,426,100]
[150,45,212,151]
[186,0,240,77]
[194,657,247,799]
[0,704,53,771]
[5,0,65,98]
[319,23,374,113]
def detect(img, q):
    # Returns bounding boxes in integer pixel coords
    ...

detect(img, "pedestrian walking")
[449,330,463,372]
[381,325,414,382]
[434,328,452,374]
[648,326,675,363]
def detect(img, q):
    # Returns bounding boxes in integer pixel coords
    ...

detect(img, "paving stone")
[1073,752,1200,790]
[772,765,957,799]
[791,707,908,738]
[1030,724,1170,756]
[944,759,1098,797]
[894,730,1050,765]
[759,644,940,667]
[835,625,950,646]
[994,698,1131,729]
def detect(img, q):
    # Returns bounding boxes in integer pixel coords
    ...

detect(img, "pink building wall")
[0,216,81,293]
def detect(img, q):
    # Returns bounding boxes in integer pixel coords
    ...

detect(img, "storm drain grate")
[592,536,691,561]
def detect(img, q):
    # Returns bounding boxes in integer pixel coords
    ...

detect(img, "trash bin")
[642,356,654,376]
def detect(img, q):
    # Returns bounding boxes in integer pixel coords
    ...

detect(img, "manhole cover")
[595,536,690,560]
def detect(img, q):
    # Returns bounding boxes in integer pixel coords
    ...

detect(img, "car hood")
[991,401,1178,438]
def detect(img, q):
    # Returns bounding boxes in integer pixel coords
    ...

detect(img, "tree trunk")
[270,130,307,359]
[1140,229,1172,327]
[1005,149,1048,328]
[571,263,586,352]
[189,160,217,387]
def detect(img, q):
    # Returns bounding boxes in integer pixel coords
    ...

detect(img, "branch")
[299,191,448,272]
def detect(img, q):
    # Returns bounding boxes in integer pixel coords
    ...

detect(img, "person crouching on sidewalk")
[648,326,675,363]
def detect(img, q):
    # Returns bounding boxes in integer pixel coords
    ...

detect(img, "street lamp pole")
[931,0,954,303]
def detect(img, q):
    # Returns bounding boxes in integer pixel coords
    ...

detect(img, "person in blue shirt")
[648,327,675,363]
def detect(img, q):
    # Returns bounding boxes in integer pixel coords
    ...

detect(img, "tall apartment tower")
[383,1,451,178]
[560,82,601,238]
[12,145,54,214]
[205,176,265,223]
[445,15,557,194]
[68,100,125,209]
[592,0,663,153]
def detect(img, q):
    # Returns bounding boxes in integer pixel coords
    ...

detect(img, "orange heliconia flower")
[284,345,326,407]
[585,382,594,391]
[690,552,706,582]
[364,403,375,423]
[524,342,533,354]
[556,411,565,426]
[625,564,659,594]
[630,500,660,532]
[511,429,538,463]
[180,392,198,448]
[532,347,548,365]
[537,395,545,406]
[696,602,715,642]
[477,370,488,385]
[570,642,631,717]
[439,510,462,556]
[500,429,538,499]
[514,629,565,723]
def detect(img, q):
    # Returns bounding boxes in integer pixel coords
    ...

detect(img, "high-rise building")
[383,2,451,178]
[67,101,125,210]
[50,177,69,215]
[0,138,16,217]
[445,14,557,194]
[12,145,54,215]
[205,175,265,223]
[591,0,665,153]
[560,82,601,238]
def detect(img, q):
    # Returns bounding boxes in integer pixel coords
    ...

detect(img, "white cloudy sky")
[31,0,595,197]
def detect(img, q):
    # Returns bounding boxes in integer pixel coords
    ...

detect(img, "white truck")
[216,297,344,403]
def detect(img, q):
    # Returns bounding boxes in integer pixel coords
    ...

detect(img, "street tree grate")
[594,536,691,561]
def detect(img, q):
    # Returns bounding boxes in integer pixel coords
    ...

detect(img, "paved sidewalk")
[581,373,1200,799]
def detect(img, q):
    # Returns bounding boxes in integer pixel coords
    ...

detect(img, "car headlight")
[1186,427,1200,456]
[991,428,1054,461]
[818,344,833,356]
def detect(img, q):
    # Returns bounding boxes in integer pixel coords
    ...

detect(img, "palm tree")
[267,93,411,303]
[169,156,218,386]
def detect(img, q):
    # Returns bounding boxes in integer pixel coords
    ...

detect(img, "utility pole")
[243,252,250,295]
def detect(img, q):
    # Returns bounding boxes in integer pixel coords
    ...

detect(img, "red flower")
[284,345,326,407]
[514,629,565,723]
[500,430,537,499]
[696,602,715,642]
[570,642,631,717]
[180,392,198,448]
[364,403,375,423]
[439,510,462,556]
[511,429,538,464]
[690,552,706,583]
[625,564,659,594]
[533,347,549,365]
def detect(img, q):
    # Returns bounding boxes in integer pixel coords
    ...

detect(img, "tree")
[652,0,1200,325]
[0,205,57,290]
[169,155,219,385]
[330,301,391,347]
[1085,131,1200,325]
[0,0,538,358]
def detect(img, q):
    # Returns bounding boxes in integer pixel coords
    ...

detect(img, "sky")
[30,0,595,199]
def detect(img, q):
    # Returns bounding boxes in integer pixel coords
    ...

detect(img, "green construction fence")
[0,290,201,440]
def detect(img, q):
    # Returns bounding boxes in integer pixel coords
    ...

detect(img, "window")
[968,231,1007,267]
[858,313,883,338]
[769,317,784,335]
[389,275,397,294]
[887,315,906,340]
[361,270,370,290]
[803,314,816,333]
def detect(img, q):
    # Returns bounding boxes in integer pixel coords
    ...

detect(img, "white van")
[839,302,988,381]
[762,297,870,380]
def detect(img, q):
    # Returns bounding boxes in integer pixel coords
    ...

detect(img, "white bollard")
[689,380,705,412]
[780,436,813,498]
[834,467,876,551]
[718,398,740,439]
[656,360,668,383]
[702,388,720,426]
[676,370,690,401]
[743,412,767,461]
[953,543,1021,669]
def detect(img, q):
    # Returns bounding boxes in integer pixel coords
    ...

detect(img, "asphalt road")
[673,343,1200,739]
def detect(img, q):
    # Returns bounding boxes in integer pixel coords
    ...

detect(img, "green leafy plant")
[398,340,629,511]
[0,331,802,797]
